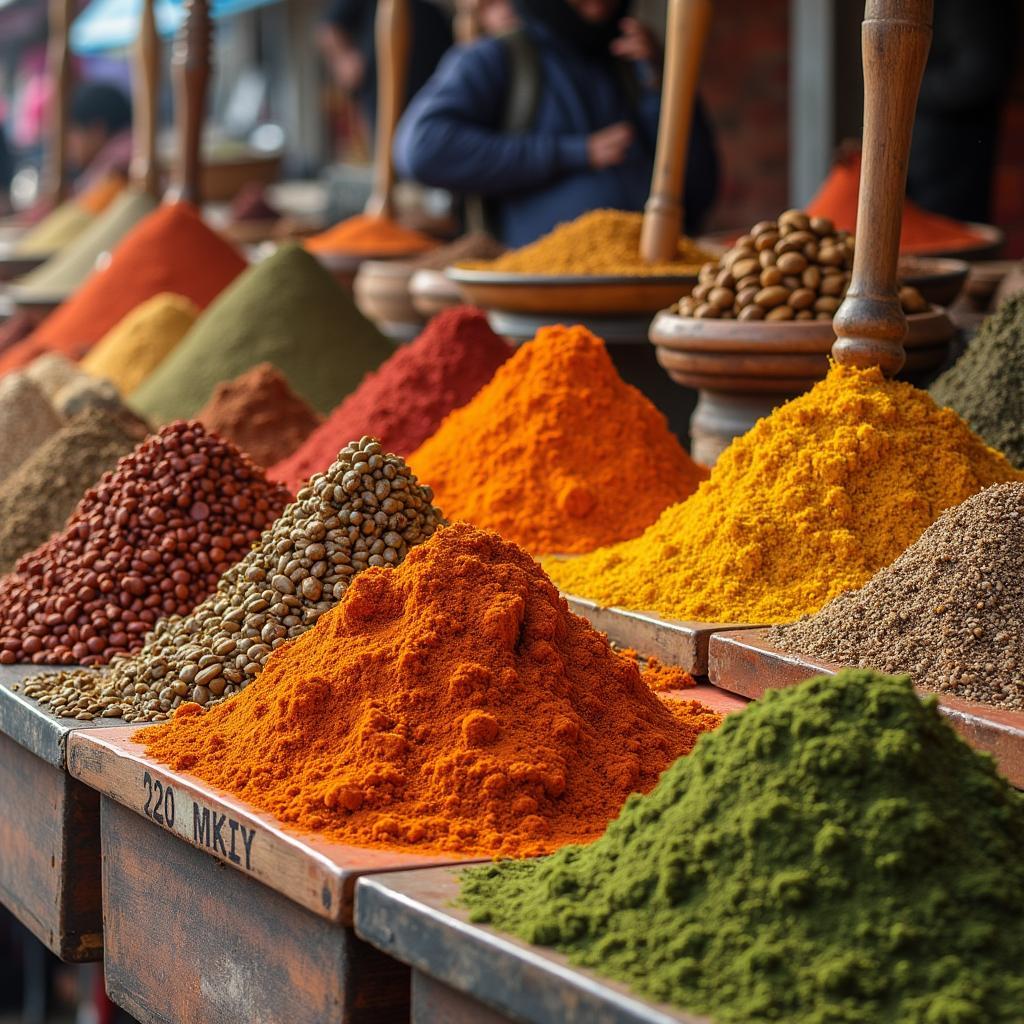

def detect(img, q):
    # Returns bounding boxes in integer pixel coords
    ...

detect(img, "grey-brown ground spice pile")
[19,437,443,722]
[770,483,1024,709]
[0,373,63,484]
[0,408,150,573]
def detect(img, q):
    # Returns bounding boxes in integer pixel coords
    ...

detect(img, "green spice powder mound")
[461,671,1024,1024]
[131,244,394,424]
[931,294,1024,468]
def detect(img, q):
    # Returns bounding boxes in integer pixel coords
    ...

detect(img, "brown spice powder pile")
[196,362,323,470]
[771,483,1024,710]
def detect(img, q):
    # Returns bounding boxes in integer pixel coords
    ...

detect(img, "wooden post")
[639,0,712,264]
[454,0,481,43]
[168,0,212,206]
[364,0,411,219]
[831,0,933,375]
[44,0,74,205]
[130,0,161,198]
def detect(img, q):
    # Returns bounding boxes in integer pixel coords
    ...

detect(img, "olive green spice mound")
[771,483,1024,710]
[461,671,1024,1024]
[931,294,1024,468]
[131,244,394,423]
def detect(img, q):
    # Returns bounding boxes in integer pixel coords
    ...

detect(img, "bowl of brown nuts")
[649,209,955,464]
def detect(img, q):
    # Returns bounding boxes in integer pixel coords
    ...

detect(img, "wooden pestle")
[639,0,712,264]
[831,0,933,375]
[364,0,411,220]
[167,0,212,206]
[44,0,74,205]
[131,0,161,198]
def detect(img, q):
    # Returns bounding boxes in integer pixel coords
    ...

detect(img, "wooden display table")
[0,665,132,961]
[708,629,1024,789]
[67,727,481,1023]
[566,594,759,676]
[356,866,712,1024]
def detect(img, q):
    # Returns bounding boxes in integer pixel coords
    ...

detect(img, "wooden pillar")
[168,0,212,205]
[130,0,161,198]
[44,0,74,205]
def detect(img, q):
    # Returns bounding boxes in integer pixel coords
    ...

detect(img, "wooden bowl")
[353,259,425,342]
[312,248,427,291]
[897,255,969,306]
[409,267,463,317]
[446,267,700,316]
[962,260,1019,311]
[650,306,955,464]
[200,153,282,202]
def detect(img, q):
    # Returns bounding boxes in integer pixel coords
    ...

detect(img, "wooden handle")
[364,0,410,219]
[44,0,74,205]
[168,0,212,206]
[831,0,933,375]
[454,0,481,43]
[131,0,161,197]
[639,0,712,263]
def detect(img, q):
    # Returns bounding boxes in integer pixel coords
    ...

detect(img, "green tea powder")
[462,671,1024,1024]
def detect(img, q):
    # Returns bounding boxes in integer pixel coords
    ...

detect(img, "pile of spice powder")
[547,364,1022,624]
[463,210,711,276]
[138,523,718,856]
[0,408,149,573]
[772,483,1024,711]
[273,307,512,487]
[25,437,443,721]
[81,293,199,395]
[617,648,697,693]
[0,374,63,485]
[305,213,436,255]
[461,670,1024,1023]
[409,324,707,555]
[0,204,246,375]
[0,422,289,667]
[807,152,987,254]
[13,199,92,256]
[197,363,322,470]
[131,245,395,422]
[930,295,1024,468]
[25,352,91,400]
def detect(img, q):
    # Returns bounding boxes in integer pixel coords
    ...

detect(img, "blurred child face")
[566,0,620,23]
[479,0,518,35]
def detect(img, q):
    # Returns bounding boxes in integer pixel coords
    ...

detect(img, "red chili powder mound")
[0,421,290,666]
[0,204,246,374]
[139,522,713,858]
[807,153,986,254]
[196,362,323,471]
[618,647,697,693]
[272,307,512,489]
[305,213,437,255]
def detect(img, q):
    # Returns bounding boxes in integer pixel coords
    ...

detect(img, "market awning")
[70,0,281,54]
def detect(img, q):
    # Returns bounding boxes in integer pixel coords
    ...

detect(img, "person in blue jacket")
[393,0,719,248]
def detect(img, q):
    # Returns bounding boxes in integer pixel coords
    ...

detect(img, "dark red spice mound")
[271,306,511,490]
[0,422,290,666]
[196,362,323,470]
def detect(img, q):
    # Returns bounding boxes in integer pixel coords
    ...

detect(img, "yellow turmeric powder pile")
[463,209,712,276]
[548,364,1023,624]
[409,324,708,554]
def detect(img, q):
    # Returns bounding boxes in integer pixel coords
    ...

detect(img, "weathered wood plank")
[101,798,410,1024]
[356,868,712,1024]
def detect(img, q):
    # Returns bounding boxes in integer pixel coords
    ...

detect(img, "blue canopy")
[70,0,281,55]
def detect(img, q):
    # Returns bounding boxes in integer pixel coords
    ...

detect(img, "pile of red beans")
[0,422,289,665]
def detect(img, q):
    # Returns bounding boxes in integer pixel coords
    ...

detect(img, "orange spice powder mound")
[305,213,437,255]
[78,173,126,215]
[807,153,986,254]
[408,324,708,556]
[138,522,718,858]
[618,647,698,693]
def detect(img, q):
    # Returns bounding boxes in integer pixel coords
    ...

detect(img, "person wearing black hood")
[393,0,718,247]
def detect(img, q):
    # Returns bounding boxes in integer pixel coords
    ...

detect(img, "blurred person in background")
[67,81,132,194]
[318,0,453,142]
[393,0,718,246]
[907,0,1017,224]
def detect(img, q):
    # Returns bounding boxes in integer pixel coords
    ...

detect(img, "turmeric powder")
[547,365,1023,624]
[409,324,708,554]
[139,523,718,858]
[463,209,712,276]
